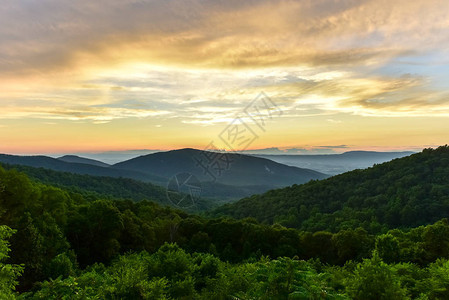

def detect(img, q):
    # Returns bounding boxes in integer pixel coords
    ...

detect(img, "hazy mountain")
[113,148,328,187]
[237,146,349,155]
[50,149,415,175]
[53,149,163,164]
[0,154,165,184]
[254,151,415,175]
[211,146,449,232]
[57,155,110,167]
[0,149,327,201]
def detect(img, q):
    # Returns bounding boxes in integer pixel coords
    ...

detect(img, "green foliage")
[333,228,374,264]
[24,245,347,299]
[376,233,400,264]
[421,259,449,299]
[1,163,217,213]
[237,257,347,299]
[344,252,408,300]
[0,225,23,299]
[25,251,449,300]
[44,251,77,280]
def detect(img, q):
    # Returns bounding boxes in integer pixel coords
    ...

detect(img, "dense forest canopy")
[2,147,449,298]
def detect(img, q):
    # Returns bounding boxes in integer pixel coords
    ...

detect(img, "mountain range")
[57,155,111,167]
[113,148,326,187]
[254,151,414,175]
[0,148,327,201]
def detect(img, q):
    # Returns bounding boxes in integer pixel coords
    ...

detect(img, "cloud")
[1,0,449,125]
[0,104,170,122]
[1,0,448,78]
[2,63,449,124]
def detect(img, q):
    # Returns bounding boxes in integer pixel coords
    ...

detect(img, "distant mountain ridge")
[0,148,327,201]
[254,151,415,175]
[0,153,165,183]
[56,149,162,164]
[338,150,415,157]
[57,155,110,167]
[113,148,327,187]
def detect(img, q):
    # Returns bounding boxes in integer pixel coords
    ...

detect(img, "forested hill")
[212,146,449,233]
[4,157,449,298]
[0,163,289,212]
[0,163,224,212]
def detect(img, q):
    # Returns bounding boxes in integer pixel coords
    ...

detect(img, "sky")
[1,0,449,154]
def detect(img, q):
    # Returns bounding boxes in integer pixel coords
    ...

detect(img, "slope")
[212,146,449,232]
[0,163,222,212]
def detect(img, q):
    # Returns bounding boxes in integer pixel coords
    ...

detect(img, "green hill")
[0,163,223,212]
[211,146,449,233]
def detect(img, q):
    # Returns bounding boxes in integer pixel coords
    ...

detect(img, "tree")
[333,228,374,264]
[344,251,408,300]
[85,200,124,263]
[375,234,400,264]
[0,225,24,298]
[422,259,449,299]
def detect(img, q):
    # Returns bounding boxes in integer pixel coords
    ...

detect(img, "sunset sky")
[1,0,449,154]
